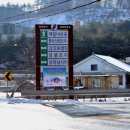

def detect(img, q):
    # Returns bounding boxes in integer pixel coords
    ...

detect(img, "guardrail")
[0,87,13,92]
[21,89,130,98]
[0,74,35,80]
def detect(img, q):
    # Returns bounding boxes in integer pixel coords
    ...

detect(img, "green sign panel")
[40,31,48,66]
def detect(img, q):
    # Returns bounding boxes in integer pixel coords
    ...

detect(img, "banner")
[43,67,66,87]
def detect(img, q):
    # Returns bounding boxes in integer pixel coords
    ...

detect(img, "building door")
[92,77,101,88]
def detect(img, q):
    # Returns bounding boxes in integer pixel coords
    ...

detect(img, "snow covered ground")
[0,92,130,130]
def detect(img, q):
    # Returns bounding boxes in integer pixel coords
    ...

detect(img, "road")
[0,97,130,130]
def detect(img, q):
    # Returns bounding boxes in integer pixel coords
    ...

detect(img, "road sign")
[40,26,69,66]
[43,67,66,87]
[4,72,12,81]
[35,24,73,96]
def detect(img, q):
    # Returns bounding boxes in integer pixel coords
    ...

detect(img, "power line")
[0,0,71,23]
[0,0,101,32]
[13,0,101,25]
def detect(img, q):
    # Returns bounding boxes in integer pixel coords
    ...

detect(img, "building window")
[119,75,123,85]
[91,64,98,71]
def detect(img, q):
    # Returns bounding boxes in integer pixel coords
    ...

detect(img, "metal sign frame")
[35,24,73,98]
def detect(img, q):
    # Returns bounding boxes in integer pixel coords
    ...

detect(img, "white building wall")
[74,56,127,89]
[74,58,103,72]
[74,57,122,73]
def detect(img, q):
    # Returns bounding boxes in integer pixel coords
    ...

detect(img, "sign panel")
[40,28,69,66]
[48,59,68,66]
[43,67,66,87]
[48,38,68,44]
[48,45,68,51]
[4,72,12,81]
[48,52,68,58]
[48,30,68,37]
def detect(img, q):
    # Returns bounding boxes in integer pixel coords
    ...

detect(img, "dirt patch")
[17,81,35,91]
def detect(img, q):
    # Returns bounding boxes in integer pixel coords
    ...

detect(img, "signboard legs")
[6,81,9,98]
[68,25,74,99]
[35,26,41,99]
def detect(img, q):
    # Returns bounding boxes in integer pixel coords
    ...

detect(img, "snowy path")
[0,93,130,130]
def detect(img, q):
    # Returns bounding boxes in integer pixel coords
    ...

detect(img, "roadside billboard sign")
[35,24,73,89]
[43,67,66,87]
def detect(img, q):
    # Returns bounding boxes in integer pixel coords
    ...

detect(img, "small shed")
[74,54,130,89]
[74,75,119,89]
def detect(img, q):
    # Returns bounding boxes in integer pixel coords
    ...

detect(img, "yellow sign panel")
[4,72,12,81]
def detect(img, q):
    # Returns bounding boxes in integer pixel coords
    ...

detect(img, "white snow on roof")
[95,54,130,72]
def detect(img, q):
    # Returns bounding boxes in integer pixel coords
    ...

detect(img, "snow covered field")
[0,93,130,130]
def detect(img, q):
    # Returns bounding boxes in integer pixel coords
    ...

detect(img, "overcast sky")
[0,0,35,5]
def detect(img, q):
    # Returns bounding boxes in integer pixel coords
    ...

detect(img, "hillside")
[0,0,130,70]
[1,0,130,28]
[40,0,130,24]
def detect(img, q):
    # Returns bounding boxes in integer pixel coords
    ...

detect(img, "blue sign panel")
[43,67,66,87]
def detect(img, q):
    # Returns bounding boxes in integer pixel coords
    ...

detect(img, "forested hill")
[0,21,130,70]
[0,0,130,70]
[74,21,130,64]
[31,0,130,24]
[1,0,130,26]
